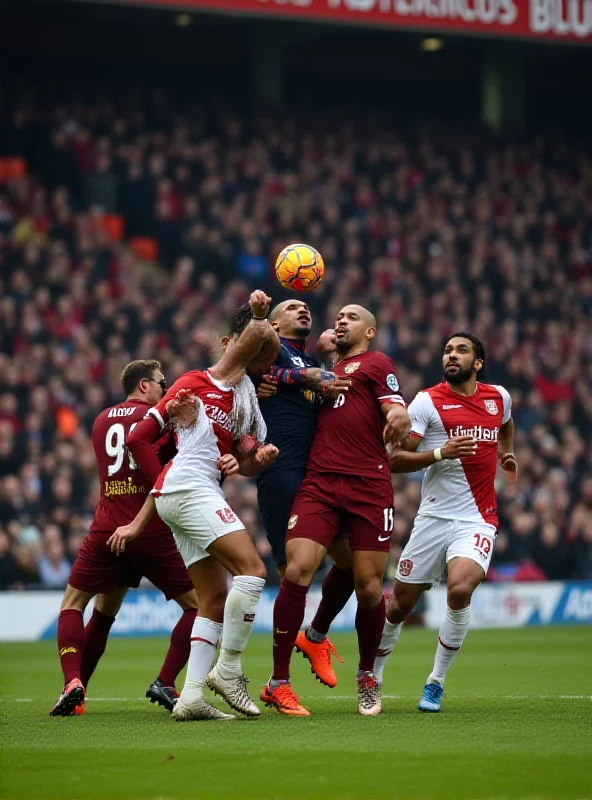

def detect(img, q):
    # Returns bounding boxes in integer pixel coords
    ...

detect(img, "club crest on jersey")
[398,559,413,577]
[287,514,298,530]
[484,399,499,415]
[344,361,361,374]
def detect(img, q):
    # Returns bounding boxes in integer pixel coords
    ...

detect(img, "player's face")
[142,370,167,404]
[335,306,374,351]
[276,301,312,338]
[443,338,482,384]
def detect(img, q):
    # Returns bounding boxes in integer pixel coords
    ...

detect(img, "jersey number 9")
[106,423,138,476]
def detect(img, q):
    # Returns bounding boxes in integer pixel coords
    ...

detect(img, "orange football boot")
[260,682,310,717]
[73,701,86,716]
[295,630,343,688]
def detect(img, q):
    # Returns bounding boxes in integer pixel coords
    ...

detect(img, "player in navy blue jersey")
[253,299,355,688]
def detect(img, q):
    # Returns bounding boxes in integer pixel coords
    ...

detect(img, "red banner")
[126,0,592,42]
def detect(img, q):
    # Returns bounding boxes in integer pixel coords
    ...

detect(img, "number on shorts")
[106,422,137,476]
[383,507,394,532]
[473,533,491,555]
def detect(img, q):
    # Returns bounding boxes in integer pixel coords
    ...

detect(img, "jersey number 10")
[106,423,138,476]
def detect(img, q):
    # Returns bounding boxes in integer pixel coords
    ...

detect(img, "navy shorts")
[257,468,306,566]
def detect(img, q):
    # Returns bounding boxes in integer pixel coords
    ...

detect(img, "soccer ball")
[275,243,324,293]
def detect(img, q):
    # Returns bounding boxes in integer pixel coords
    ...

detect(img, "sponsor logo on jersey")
[398,559,413,577]
[386,373,399,392]
[443,404,463,410]
[206,392,223,399]
[344,361,361,374]
[449,424,499,442]
[108,406,136,418]
[215,507,237,524]
[104,477,146,497]
[204,404,232,431]
[484,399,499,415]
[287,514,298,529]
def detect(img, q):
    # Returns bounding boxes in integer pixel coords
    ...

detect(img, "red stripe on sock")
[190,636,216,646]
[438,636,461,651]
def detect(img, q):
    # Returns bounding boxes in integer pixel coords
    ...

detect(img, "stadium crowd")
[0,90,591,590]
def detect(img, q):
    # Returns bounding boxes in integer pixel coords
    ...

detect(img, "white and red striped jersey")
[148,370,261,496]
[410,382,511,527]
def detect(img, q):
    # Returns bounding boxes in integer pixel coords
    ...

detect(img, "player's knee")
[237,558,267,581]
[60,584,90,612]
[284,560,315,587]
[355,576,383,608]
[447,581,475,609]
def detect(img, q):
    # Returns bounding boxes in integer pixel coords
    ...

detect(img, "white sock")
[181,617,222,702]
[373,619,404,684]
[216,575,265,679]
[429,605,470,685]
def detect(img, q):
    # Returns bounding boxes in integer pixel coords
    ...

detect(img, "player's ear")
[220,336,230,352]
[474,359,483,374]
[270,320,280,333]
[366,326,376,342]
[138,379,148,395]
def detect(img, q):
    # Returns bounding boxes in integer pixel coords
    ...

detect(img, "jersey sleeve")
[494,385,512,424]
[267,365,309,387]
[147,372,200,431]
[369,354,406,406]
[407,392,434,439]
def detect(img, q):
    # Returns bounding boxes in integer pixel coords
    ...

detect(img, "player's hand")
[166,389,198,428]
[249,290,272,319]
[107,524,141,555]
[383,404,412,449]
[257,375,278,399]
[218,453,240,478]
[442,436,477,460]
[322,378,351,399]
[317,328,337,354]
[499,452,518,486]
[253,443,279,467]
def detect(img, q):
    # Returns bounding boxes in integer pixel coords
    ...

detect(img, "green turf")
[0,627,590,800]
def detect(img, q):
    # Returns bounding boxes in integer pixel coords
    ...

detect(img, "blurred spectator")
[0,87,591,588]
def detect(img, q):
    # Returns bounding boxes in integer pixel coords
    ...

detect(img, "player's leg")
[80,587,128,688]
[374,515,448,687]
[174,557,235,721]
[51,583,94,716]
[137,534,199,711]
[419,524,494,713]
[351,548,389,716]
[203,528,267,716]
[295,537,353,687]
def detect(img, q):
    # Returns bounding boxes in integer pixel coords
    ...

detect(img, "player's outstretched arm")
[107,494,157,555]
[212,291,279,385]
[498,418,518,485]
[390,435,477,473]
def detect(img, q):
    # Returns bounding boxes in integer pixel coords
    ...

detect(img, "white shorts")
[395,515,496,586]
[155,488,245,568]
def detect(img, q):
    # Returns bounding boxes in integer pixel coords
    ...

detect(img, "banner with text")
[125,0,592,43]
[1,581,591,641]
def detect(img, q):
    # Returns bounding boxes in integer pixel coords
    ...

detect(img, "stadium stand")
[0,88,591,589]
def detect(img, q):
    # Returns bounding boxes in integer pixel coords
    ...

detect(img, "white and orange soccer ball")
[274,243,324,293]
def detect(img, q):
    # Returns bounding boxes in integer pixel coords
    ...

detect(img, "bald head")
[334,304,376,356]
[269,299,312,340]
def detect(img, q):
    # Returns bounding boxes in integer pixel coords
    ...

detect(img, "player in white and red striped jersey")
[107,291,281,721]
[374,332,518,712]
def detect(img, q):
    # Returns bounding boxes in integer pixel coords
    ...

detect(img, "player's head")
[269,299,312,339]
[120,360,166,403]
[443,332,485,385]
[334,305,376,355]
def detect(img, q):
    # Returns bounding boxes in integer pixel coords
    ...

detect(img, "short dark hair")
[120,359,161,397]
[446,331,485,365]
[228,303,253,338]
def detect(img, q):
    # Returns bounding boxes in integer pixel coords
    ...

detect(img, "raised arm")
[211,291,278,386]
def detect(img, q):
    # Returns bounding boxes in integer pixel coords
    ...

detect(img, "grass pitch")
[0,627,590,800]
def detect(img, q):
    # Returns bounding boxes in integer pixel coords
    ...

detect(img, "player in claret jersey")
[108,291,281,721]
[50,361,198,717]
[374,333,518,713]
[262,305,411,718]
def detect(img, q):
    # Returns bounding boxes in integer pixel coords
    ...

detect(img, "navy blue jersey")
[257,337,320,473]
